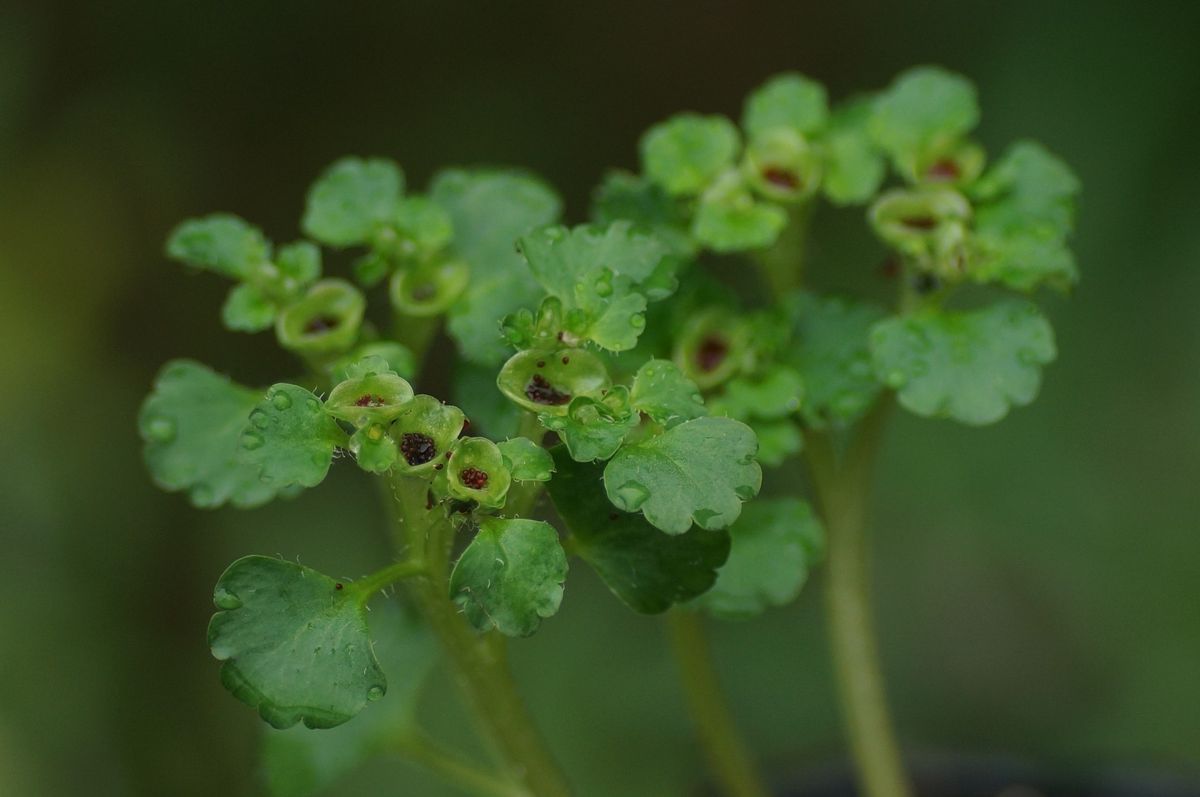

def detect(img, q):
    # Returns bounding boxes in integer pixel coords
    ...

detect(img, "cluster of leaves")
[138,63,1079,795]
[599,66,1078,428]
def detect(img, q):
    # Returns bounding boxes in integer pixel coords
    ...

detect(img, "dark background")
[2,2,1198,795]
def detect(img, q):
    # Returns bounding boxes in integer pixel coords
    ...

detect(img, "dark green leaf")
[640,113,741,196]
[221,283,276,332]
[302,157,403,247]
[547,450,730,614]
[497,437,555,482]
[239,384,347,488]
[629,359,707,428]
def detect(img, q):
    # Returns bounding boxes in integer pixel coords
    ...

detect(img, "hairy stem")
[756,202,811,295]
[385,473,571,797]
[806,400,911,797]
[667,610,771,797]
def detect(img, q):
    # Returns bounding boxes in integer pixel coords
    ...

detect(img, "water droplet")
[594,275,613,297]
[885,370,905,388]
[145,416,175,443]
[630,315,646,330]
[272,391,293,410]
[241,432,264,450]
[614,481,650,510]
[213,588,241,610]
[306,398,321,412]
[367,685,385,701]
[249,409,270,429]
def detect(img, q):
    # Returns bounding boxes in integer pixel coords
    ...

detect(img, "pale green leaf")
[166,214,270,280]
[539,387,639,463]
[870,300,1057,425]
[221,283,276,332]
[239,384,346,488]
[139,360,285,509]
[692,171,787,252]
[497,437,555,482]
[743,72,829,138]
[604,417,762,535]
[302,157,403,247]
[822,97,886,205]
[629,359,707,428]
[870,67,979,177]
[641,113,741,196]
[450,517,568,637]
[207,556,387,729]
[698,498,824,620]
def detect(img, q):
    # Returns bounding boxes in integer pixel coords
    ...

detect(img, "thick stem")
[394,732,530,797]
[806,401,911,797]
[667,610,771,797]
[386,474,571,797]
[755,202,811,296]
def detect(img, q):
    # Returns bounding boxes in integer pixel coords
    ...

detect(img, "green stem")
[385,473,571,797]
[666,610,771,797]
[756,201,811,295]
[503,412,549,519]
[394,313,440,359]
[806,399,911,797]
[348,558,428,602]
[394,732,531,797]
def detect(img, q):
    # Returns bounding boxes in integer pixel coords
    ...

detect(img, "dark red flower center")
[925,158,960,181]
[901,216,938,231]
[400,432,437,466]
[460,467,489,490]
[525,373,570,405]
[762,166,800,191]
[355,394,386,407]
[696,336,728,373]
[304,314,341,334]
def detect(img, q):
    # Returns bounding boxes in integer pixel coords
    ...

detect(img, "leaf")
[870,66,979,178]
[742,72,829,138]
[449,517,568,637]
[971,232,1078,293]
[239,384,346,488]
[971,140,1080,238]
[547,450,729,614]
[207,556,387,729]
[302,157,404,247]
[713,365,804,421]
[591,171,697,258]
[604,416,762,535]
[822,97,886,205]
[497,437,555,482]
[870,300,1057,425]
[517,222,674,351]
[640,113,741,196]
[782,292,885,428]
[432,169,562,364]
[692,170,787,252]
[697,498,824,620]
[166,214,270,280]
[221,283,276,332]
[139,360,285,509]
[275,241,322,288]
[392,195,453,255]
[262,603,438,797]
[629,359,707,428]
[539,387,639,463]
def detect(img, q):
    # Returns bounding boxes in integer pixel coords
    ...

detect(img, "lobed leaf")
[640,113,741,196]
[432,169,562,364]
[629,359,708,428]
[547,450,730,614]
[540,387,639,463]
[166,214,270,280]
[239,384,347,488]
[870,66,979,178]
[603,416,762,535]
[697,498,824,620]
[450,517,568,637]
[302,157,404,247]
[693,171,787,252]
[207,556,387,729]
[742,72,829,139]
[139,360,285,509]
[221,283,276,333]
[822,97,886,205]
[497,437,555,482]
[870,300,1057,425]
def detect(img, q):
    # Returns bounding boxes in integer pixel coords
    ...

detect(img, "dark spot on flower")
[925,159,960,181]
[879,257,901,279]
[355,394,386,407]
[762,166,800,191]
[411,282,437,301]
[536,360,545,368]
[460,467,489,490]
[696,336,729,373]
[304,315,340,334]
[435,463,444,470]
[901,216,938,231]
[400,432,437,466]
[561,356,570,364]
[459,418,471,438]
[335,583,344,590]
[525,373,570,405]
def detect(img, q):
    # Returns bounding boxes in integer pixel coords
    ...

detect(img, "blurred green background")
[2,1,1198,795]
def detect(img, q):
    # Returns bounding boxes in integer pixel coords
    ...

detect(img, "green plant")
[139,65,1078,797]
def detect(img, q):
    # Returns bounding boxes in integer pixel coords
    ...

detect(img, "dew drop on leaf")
[272,391,293,410]
[241,432,265,450]
[249,409,270,429]
[213,588,242,610]
[614,480,650,511]
[145,416,176,443]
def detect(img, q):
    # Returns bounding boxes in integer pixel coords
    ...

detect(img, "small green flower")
[497,348,611,415]
[390,395,467,476]
[389,259,469,317]
[275,279,366,356]
[869,187,972,280]
[325,364,415,428]
[446,437,511,509]
[741,128,822,203]
[673,309,753,390]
